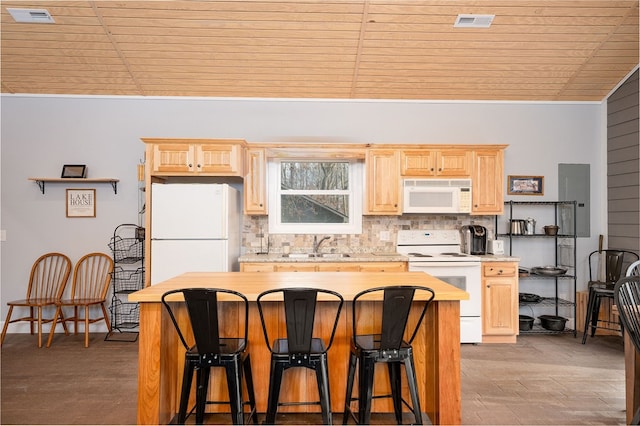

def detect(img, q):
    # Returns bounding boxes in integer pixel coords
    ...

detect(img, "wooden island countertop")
[130,271,468,425]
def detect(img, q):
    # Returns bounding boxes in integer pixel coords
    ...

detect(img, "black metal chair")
[614,275,640,425]
[343,285,435,425]
[161,288,258,425]
[256,287,344,425]
[582,250,639,344]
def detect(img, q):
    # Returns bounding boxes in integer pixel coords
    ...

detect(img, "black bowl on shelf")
[538,315,568,331]
[519,315,534,331]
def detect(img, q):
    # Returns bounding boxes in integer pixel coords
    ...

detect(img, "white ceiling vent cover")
[454,14,494,28]
[7,8,55,24]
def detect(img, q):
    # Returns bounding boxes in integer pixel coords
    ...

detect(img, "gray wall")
[0,95,606,332]
[607,69,640,257]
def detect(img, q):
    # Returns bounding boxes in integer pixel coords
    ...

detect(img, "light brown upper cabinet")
[365,149,401,215]
[244,148,267,215]
[401,149,471,177]
[472,148,504,215]
[146,138,246,176]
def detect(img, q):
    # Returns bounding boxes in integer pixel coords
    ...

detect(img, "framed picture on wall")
[66,189,96,217]
[61,164,87,178]
[507,175,544,195]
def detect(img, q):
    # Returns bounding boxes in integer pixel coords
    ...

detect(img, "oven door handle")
[410,262,480,268]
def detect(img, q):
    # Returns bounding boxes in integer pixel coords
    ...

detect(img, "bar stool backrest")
[615,276,640,353]
[161,288,249,355]
[589,250,639,285]
[353,285,435,349]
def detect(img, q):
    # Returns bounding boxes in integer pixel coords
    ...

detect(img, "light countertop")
[239,252,408,263]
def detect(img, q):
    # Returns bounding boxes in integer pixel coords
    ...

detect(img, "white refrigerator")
[150,183,241,285]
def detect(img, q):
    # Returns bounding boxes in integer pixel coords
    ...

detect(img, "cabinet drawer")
[483,263,517,277]
[317,263,361,272]
[359,262,407,272]
[274,264,317,272]
[240,263,275,272]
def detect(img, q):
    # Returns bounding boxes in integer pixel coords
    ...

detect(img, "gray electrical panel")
[558,163,590,237]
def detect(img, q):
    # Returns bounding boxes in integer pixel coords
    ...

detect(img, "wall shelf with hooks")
[28,177,119,194]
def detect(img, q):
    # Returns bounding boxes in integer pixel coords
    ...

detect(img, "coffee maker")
[460,225,488,255]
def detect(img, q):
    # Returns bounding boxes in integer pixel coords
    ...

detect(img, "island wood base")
[131,272,466,425]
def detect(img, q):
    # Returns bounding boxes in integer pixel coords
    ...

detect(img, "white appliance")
[150,183,241,284]
[396,229,482,343]
[403,179,472,214]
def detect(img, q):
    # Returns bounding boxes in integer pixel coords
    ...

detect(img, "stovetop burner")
[408,252,433,257]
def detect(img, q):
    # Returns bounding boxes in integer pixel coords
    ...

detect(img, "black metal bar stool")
[343,285,435,425]
[256,287,344,425]
[161,288,258,425]
[582,250,639,344]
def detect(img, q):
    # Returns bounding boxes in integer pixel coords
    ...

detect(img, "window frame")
[267,159,363,234]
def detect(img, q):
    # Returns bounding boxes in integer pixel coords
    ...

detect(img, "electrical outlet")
[380,231,390,241]
[0,230,5,241]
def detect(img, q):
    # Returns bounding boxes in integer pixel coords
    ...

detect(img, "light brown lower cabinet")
[240,261,407,273]
[482,261,519,343]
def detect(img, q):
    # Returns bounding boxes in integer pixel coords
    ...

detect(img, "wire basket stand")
[105,223,145,342]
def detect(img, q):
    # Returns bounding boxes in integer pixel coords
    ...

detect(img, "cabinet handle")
[197,164,201,168]
[498,269,503,274]
[438,168,442,171]
[188,163,193,168]
[259,203,263,207]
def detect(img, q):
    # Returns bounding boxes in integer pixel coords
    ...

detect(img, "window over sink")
[268,159,363,234]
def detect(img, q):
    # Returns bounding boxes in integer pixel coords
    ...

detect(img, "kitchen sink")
[316,253,351,258]
[284,253,316,258]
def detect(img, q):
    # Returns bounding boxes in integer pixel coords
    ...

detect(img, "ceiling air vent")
[7,8,55,24]
[454,14,494,28]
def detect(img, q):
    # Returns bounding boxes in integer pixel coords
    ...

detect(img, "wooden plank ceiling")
[1,1,638,101]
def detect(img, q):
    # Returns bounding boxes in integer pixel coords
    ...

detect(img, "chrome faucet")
[313,236,331,255]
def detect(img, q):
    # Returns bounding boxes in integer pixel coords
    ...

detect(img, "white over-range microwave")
[403,179,472,214]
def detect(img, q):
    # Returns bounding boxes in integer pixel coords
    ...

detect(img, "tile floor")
[0,332,628,425]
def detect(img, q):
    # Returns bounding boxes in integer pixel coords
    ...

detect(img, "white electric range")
[397,229,482,343]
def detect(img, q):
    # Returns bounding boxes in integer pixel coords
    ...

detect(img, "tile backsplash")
[243,215,495,254]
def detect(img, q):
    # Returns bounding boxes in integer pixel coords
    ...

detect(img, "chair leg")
[0,306,14,345]
[101,303,112,332]
[30,307,35,335]
[37,306,44,348]
[591,295,602,337]
[264,360,285,425]
[358,356,375,426]
[46,307,62,348]
[315,355,333,425]
[195,366,210,425]
[388,362,403,424]
[404,355,423,425]
[242,354,258,424]
[226,359,244,425]
[582,289,596,344]
[85,306,91,348]
[177,360,195,424]
[343,352,358,424]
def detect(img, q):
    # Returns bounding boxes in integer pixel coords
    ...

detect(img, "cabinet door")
[197,143,243,175]
[152,144,195,173]
[366,149,401,215]
[472,149,504,215]
[359,262,407,272]
[401,150,436,176]
[437,150,472,177]
[483,276,518,335]
[244,148,267,215]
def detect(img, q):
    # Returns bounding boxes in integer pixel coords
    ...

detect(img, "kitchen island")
[129,271,468,425]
